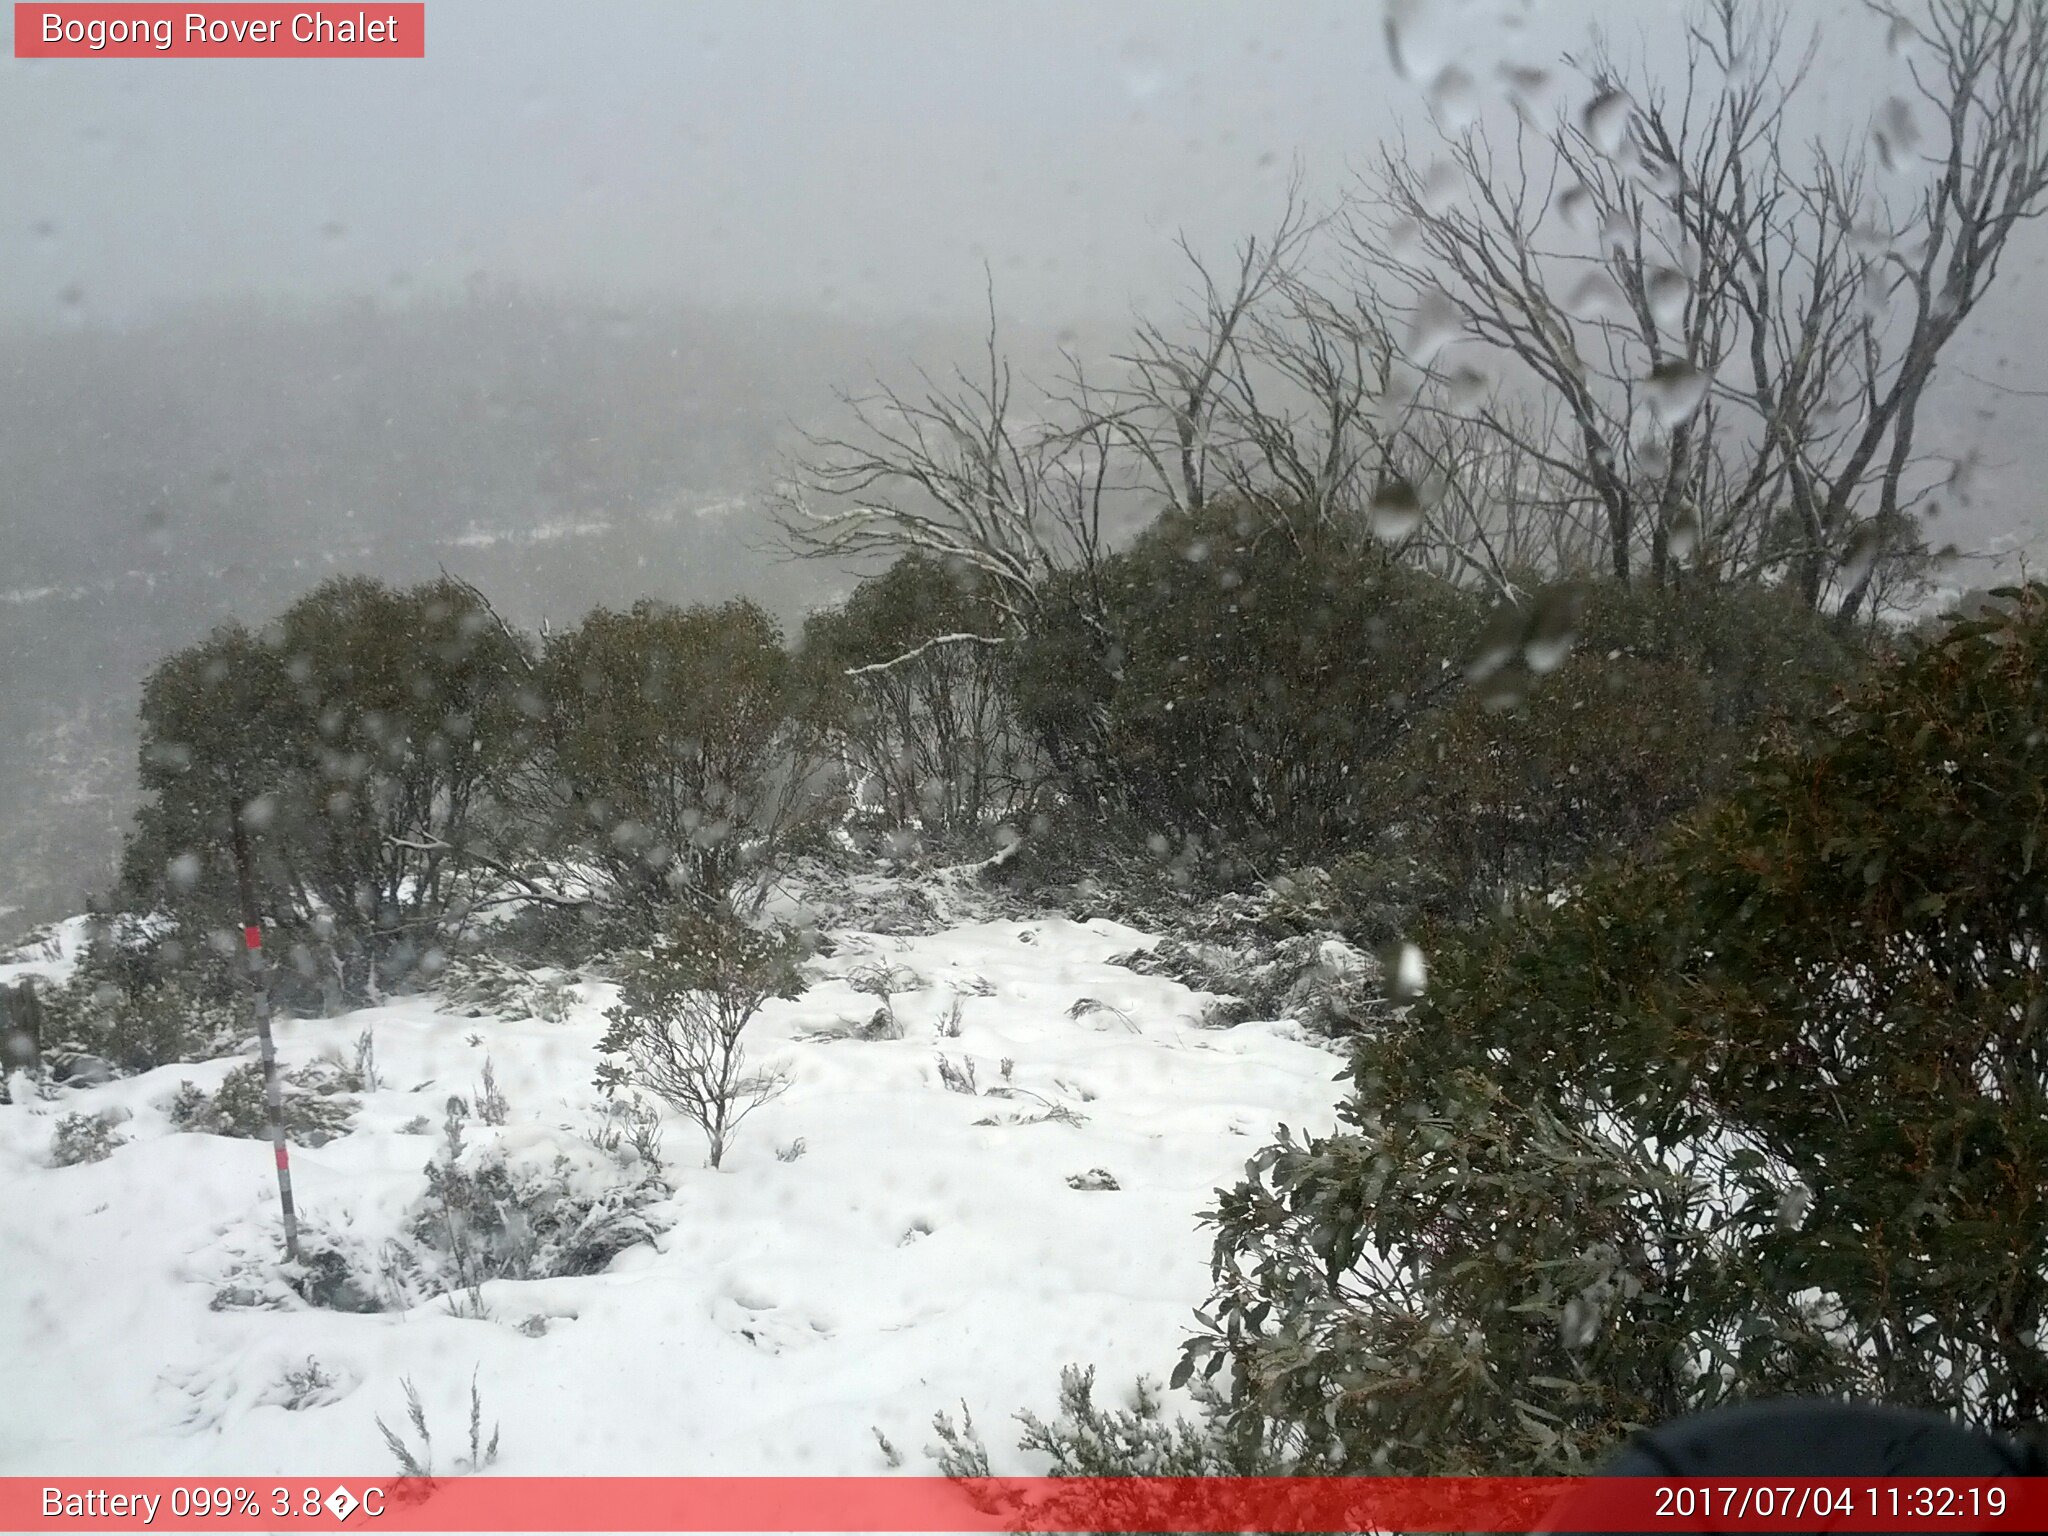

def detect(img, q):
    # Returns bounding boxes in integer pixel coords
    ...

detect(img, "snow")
[0,914,1344,1477]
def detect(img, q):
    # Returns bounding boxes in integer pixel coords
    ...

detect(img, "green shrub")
[1009,502,1480,866]
[118,577,534,1005]
[598,910,803,1168]
[543,598,797,911]
[1353,580,1865,933]
[1190,584,2048,1469]
[39,972,242,1075]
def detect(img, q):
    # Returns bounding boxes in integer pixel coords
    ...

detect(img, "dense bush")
[435,951,578,1023]
[542,598,802,912]
[169,1060,358,1146]
[1186,584,2048,1470]
[798,554,1035,836]
[36,941,243,1075]
[411,1102,668,1292]
[118,577,534,1004]
[1011,503,1479,866]
[48,1110,127,1166]
[1344,580,1864,933]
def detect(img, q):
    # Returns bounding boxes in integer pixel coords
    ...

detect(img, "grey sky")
[2,0,2042,566]
[4,0,1895,327]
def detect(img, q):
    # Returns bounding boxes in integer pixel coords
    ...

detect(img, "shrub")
[437,952,577,1023]
[265,1356,346,1411]
[1009,502,1480,866]
[543,598,800,912]
[1190,584,2048,1469]
[38,970,242,1076]
[178,1061,356,1147]
[119,578,536,1005]
[1357,580,1863,931]
[410,1112,667,1289]
[597,910,803,1168]
[49,1110,126,1166]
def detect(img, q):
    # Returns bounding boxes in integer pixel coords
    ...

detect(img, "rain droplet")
[1566,270,1630,321]
[1776,1181,1813,1232]
[1428,64,1479,132]
[1420,159,1464,215]
[1873,96,1918,173]
[1647,267,1690,327]
[1383,0,1421,79]
[1668,503,1702,559]
[1386,942,1428,1001]
[1446,363,1490,409]
[1644,360,1709,427]
[1838,520,1886,590]
[1582,87,1633,158]
[1369,478,1426,542]
[1558,182,1595,232]
[167,852,202,891]
[1498,62,1554,110]
[1405,288,1462,363]
[1523,586,1584,675]
[1560,1293,1601,1350]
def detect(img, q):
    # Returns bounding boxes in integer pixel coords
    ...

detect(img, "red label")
[242,924,262,950]
[14,5,426,57]
[273,1143,290,1171]
[1,1478,2042,1532]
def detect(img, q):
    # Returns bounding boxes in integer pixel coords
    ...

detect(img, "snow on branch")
[843,632,1007,678]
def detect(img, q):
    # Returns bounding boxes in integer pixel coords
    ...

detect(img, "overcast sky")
[3,0,2043,566]
[1,0,1898,326]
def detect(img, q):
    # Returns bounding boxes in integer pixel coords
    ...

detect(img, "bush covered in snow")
[48,1109,127,1166]
[1111,888,1385,1038]
[435,952,578,1023]
[167,1060,357,1147]
[37,974,242,1077]
[409,1102,669,1293]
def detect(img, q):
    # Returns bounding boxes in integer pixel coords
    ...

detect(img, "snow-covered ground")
[0,914,1344,1476]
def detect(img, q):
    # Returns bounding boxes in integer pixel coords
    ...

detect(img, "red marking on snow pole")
[243,924,263,950]
[274,1143,290,1171]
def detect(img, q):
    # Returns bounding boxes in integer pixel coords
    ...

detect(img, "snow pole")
[230,814,300,1265]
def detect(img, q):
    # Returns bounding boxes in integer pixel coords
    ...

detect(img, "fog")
[3,0,2046,938]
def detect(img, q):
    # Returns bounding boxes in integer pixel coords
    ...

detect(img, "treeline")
[82,482,1863,1031]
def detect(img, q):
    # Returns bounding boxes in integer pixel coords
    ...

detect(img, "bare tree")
[1348,0,2048,620]
[773,289,1123,637]
[1096,179,1319,518]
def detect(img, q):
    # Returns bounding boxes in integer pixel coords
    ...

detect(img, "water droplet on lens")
[1582,87,1632,157]
[1369,479,1426,542]
[1644,360,1709,427]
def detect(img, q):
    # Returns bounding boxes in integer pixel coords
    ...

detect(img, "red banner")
[13,5,425,58]
[3,1476,2044,1532]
